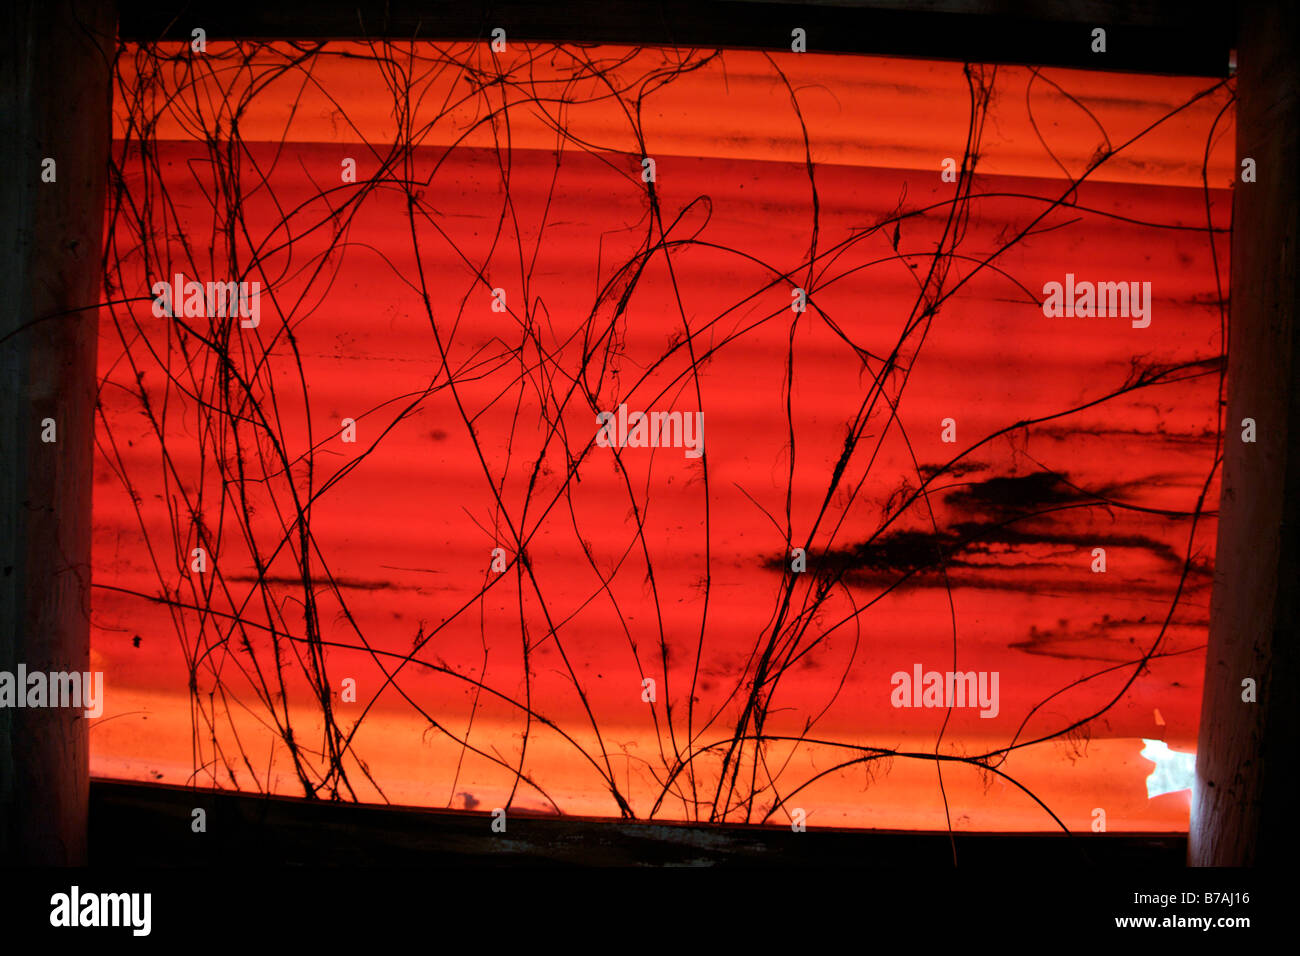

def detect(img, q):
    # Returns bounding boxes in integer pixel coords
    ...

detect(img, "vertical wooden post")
[1191,0,1300,866]
[0,0,113,864]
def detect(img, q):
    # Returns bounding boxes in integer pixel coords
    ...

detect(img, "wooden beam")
[1190,0,1300,867]
[117,0,1231,76]
[0,0,114,865]
[89,778,1186,865]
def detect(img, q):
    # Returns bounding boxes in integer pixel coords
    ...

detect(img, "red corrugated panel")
[93,42,1233,830]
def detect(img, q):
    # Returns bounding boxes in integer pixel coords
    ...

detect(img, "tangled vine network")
[94,37,1234,844]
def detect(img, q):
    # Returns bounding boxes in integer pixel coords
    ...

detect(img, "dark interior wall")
[6,0,1296,865]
